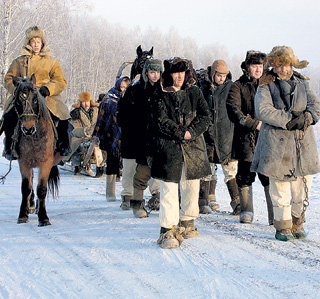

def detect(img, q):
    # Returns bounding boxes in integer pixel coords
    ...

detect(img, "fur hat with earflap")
[241,50,267,72]
[267,46,309,69]
[23,26,49,55]
[142,58,163,84]
[72,92,99,108]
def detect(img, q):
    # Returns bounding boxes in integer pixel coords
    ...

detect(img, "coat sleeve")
[43,59,67,97]
[305,81,320,124]
[254,85,291,129]
[187,87,211,139]
[226,82,259,130]
[4,58,20,95]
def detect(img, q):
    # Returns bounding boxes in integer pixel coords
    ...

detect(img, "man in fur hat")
[117,59,162,215]
[199,60,240,215]
[251,46,320,241]
[66,92,103,176]
[226,51,273,225]
[151,57,211,249]
[0,26,70,160]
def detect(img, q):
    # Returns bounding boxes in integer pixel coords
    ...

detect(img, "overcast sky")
[88,0,320,67]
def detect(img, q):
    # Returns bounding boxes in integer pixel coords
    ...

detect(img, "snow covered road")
[0,152,320,298]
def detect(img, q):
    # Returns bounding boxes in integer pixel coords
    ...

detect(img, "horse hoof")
[17,217,29,224]
[38,220,51,227]
[29,206,36,214]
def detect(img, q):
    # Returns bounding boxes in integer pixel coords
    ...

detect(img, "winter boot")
[226,178,241,215]
[179,219,200,239]
[208,179,220,210]
[275,229,295,241]
[199,180,213,214]
[56,119,70,156]
[239,186,254,223]
[264,185,274,225]
[157,226,185,249]
[292,214,307,239]
[106,174,116,201]
[1,109,18,160]
[131,188,147,218]
[74,166,81,175]
[95,166,104,178]
[120,195,131,210]
[147,192,160,211]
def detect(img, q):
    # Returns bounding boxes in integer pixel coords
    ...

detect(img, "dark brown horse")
[130,45,153,80]
[12,75,60,226]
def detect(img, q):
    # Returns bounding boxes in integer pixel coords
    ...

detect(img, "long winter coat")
[68,106,99,157]
[4,46,69,120]
[93,78,123,155]
[151,84,211,183]
[251,71,320,180]
[200,67,233,163]
[226,74,265,162]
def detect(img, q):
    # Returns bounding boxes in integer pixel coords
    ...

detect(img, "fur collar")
[259,70,310,86]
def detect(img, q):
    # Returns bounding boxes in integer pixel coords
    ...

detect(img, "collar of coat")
[259,70,310,86]
[20,45,50,57]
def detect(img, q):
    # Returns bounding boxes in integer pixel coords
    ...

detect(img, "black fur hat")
[241,50,267,70]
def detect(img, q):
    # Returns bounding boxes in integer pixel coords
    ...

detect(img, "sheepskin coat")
[4,45,69,120]
[251,71,320,180]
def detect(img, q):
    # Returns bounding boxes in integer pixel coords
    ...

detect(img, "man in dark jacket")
[252,46,320,241]
[226,51,273,224]
[199,60,240,215]
[151,57,211,249]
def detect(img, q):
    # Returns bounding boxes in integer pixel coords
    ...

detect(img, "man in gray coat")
[252,46,320,241]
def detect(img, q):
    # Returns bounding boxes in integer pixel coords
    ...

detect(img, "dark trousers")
[236,160,269,188]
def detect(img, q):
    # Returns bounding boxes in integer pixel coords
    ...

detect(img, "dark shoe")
[226,178,241,215]
[131,200,147,218]
[147,192,160,211]
[74,166,81,175]
[232,204,241,216]
[199,180,213,214]
[275,229,295,241]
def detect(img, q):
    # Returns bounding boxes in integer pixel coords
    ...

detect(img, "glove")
[39,86,50,98]
[286,111,313,131]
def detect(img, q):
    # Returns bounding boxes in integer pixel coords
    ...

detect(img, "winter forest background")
[1,0,320,112]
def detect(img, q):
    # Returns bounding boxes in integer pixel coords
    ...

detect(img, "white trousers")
[159,164,200,229]
[204,160,238,183]
[269,175,313,229]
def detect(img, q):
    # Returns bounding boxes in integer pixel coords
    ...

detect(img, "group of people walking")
[1,26,319,249]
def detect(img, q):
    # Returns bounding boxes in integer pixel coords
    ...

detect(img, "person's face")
[171,72,185,89]
[248,64,264,79]
[274,65,292,77]
[81,101,91,111]
[147,70,160,83]
[29,37,42,55]
[120,81,129,94]
[214,72,227,85]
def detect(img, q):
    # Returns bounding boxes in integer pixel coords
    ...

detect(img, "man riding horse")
[0,26,70,160]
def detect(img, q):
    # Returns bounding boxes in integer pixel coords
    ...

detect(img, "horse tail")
[48,165,60,198]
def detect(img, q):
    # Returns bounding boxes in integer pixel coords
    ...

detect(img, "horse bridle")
[14,87,40,136]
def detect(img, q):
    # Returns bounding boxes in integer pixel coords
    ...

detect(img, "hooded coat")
[4,37,69,120]
[200,66,233,163]
[226,73,267,162]
[251,70,320,180]
[151,58,211,183]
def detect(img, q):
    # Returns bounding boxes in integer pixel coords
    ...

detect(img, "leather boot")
[264,185,274,225]
[106,174,116,201]
[179,219,199,239]
[56,119,70,156]
[147,192,160,211]
[239,185,253,223]
[120,195,131,210]
[226,178,241,215]
[208,179,220,210]
[199,180,212,214]
[1,109,18,160]
[292,214,307,239]
[131,188,147,218]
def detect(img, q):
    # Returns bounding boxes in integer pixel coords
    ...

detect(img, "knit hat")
[72,92,99,108]
[142,58,163,83]
[267,46,309,69]
[211,60,229,79]
[241,50,267,70]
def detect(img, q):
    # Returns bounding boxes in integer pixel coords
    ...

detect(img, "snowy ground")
[0,136,320,299]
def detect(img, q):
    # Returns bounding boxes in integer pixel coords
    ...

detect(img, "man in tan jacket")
[0,26,70,160]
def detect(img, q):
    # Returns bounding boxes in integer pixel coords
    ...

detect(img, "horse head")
[130,45,154,80]
[13,74,42,136]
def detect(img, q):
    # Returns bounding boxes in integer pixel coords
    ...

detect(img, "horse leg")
[37,166,52,227]
[29,171,36,214]
[17,167,33,224]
